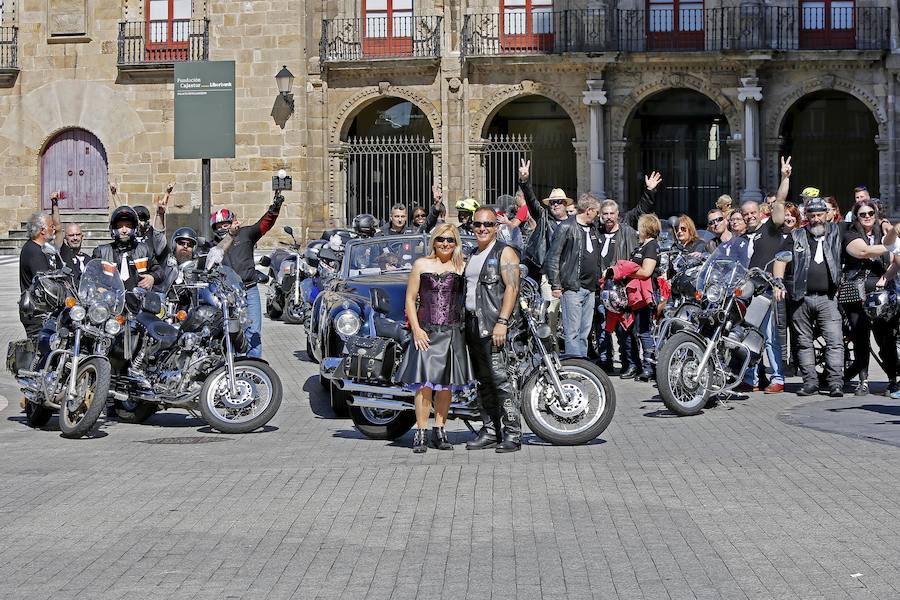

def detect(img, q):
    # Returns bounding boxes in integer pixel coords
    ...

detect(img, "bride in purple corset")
[395,223,474,453]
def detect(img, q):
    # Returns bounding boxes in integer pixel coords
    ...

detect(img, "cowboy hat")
[542,188,574,207]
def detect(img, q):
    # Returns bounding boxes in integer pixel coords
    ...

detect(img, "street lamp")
[275,65,294,109]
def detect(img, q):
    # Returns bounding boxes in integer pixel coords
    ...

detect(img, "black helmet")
[352,213,378,238]
[133,205,151,222]
[171,226,198,249]
[29,276,68,314]
[109,206,139,246]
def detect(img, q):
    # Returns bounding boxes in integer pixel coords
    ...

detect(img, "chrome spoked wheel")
[360,407,402,425]
[199,361,283,433]
[59,358,109,438]
[658,332,712,416]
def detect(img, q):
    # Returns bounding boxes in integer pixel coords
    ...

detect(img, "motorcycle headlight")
[104,318,122,335]
[70,305,86,321]
[705,284,724,304]
[89,303,109,324]
[334,310,361,337]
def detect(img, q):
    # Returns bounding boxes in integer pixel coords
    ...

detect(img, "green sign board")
[174,61,236,159]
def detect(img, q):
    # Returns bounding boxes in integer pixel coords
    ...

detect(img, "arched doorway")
[41,128,109,211]
[780,91,878,209]
[625,89,731,223]
[343,97,435,223]
[483,95,576,203]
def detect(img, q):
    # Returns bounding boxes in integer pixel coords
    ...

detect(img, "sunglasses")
[676,226,689,232]
[176,240,196,247]
[707,216,724,226]
[413,214,426,219]
[433,236,456,244]
[549,200,565,206]
[472,221,497,229]
[857,210,876,217]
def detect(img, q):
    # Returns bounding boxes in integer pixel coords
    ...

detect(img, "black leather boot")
[431,427,452,450]
[495,439,521,453]
[637,365,655,382]
[465,427,497,450]
[412,429,428,454]
[620,366,638,379]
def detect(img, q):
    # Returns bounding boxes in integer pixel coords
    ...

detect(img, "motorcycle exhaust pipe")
[336,380,414,398]
[350,395,412,410]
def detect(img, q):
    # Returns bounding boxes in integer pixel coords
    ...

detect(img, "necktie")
[814,237,824,264]
[120,253,129,283]
[584,228,593,253]
[601,234,612,258]
[747,232,757,258]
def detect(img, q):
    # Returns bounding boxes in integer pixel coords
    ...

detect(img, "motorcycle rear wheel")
[657,332,713,416]
[199,360,283,433]
[349,404,416,440]
[282,300,304,325]
[59,358,110,438]
[521,358,616,445]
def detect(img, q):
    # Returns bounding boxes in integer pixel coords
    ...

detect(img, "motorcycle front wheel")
[657,331,713,416]
[521,358,616,445]
[59,357,110,438]
[199,360,283,433]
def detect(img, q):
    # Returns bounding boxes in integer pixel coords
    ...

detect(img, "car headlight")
[70,305,86,321]
[334,310,361,337]
[89,303,109,324]
[705,284,724,304]
[104,318,122,335]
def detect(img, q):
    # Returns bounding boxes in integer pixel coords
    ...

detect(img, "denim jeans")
[245,284,263,358]
[743,300,784,386]
[560,288,594,358]
[789,295,843,389]
[633,306,655,370]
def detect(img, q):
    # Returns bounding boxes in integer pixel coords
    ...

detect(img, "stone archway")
[468,82,587,201]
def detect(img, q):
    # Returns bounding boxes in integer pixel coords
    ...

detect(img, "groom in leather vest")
[463,207,522,453]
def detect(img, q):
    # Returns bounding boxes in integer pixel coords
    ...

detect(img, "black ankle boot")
[495,439,521,453]
[465,428,497,450]
[431,427,452,450]
[637,366,655,382]
[412,429,428,454]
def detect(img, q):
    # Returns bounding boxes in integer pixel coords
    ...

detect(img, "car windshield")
[345,236,428,277]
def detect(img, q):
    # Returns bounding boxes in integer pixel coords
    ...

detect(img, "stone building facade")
[0,0,897,247]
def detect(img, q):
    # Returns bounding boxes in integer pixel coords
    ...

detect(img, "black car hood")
[332,272,409,321]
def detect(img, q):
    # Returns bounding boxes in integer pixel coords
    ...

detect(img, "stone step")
[0,210,111,255]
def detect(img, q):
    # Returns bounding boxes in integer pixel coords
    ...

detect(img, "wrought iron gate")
[345,135,434,223]
[483,133,576,204]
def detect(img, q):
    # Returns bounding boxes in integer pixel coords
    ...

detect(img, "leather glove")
[269,192,285,212]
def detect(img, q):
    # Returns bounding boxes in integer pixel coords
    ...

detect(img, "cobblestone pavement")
[1,259,900,599]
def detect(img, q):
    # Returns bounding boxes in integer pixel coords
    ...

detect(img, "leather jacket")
[93,239,164,291]
[545,216,600,292]
[786,223,842,298]
[467,241,519,338]
[520,179,565,271]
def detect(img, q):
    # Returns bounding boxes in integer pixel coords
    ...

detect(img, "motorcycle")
[11,258,126,438]
[651,233,708,359]
[335,268,616,445]
[655,240,792,416]
[98,261,283,433]
[261,226,320,324]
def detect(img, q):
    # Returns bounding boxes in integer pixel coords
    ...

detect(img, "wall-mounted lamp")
[271,65,295,129]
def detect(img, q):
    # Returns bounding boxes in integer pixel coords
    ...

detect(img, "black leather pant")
[465,313,520,443]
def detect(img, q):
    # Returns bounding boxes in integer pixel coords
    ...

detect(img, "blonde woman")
[627,214,661,381]
[395,223,473,453]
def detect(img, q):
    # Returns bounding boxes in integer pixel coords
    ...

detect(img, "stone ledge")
[0,68,18,88]
[116,63,175,84]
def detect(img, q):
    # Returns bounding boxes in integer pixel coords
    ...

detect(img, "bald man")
[59,223,89,282]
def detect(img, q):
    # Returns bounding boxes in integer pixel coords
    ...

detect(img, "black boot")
[637,365,655,382]
[620,366,638,379]
[495,439,521,453]
[412,428,428,454]
[465,427,497,450]
[431,427,452,450]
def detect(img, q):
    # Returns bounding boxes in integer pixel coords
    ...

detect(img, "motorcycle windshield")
[695,237,750,292]
[78,259,126,315]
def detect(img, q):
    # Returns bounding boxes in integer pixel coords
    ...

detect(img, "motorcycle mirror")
[668,215,681,229]
[518,264,529,281]
[774,250,793,263]
[41,242,59,257]
[258,255,272,267]
[283,225,294,236]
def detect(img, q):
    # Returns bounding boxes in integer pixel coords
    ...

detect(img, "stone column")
[738,77,763,202]
[582,79,608,198]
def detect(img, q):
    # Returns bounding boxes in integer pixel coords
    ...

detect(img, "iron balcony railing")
[321,15,441,62]
[0,26,17,69]
[461,6,890,56]
[117,19,209,66]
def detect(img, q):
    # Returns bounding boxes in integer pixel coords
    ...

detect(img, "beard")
[175,249,193,264]
[809,223,826,237]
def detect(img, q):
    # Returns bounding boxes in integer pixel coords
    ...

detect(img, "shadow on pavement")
[293,350,315,363]
[827,403,900,417]
[197,424,278,434]
[304,375,337,419]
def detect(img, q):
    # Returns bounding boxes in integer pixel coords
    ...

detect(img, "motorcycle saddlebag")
[6,339,35,374]
[344,335,397,382]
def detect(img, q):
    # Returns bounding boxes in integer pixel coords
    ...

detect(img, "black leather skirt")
[395,324,474,391]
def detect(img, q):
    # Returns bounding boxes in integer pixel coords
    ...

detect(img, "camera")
[272,169,292,191]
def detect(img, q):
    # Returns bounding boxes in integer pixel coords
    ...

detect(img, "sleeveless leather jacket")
[468,241,520,337]
[786,223,842,298]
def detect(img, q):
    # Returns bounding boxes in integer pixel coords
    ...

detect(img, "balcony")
[461,6,890,57]
[320,15,441,66]
[117,19,208,81]
[0,26,18,87]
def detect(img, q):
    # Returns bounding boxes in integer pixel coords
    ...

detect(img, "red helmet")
[210,208,235,228]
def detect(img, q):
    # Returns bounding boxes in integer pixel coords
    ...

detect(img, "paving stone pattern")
[1,261,899,599]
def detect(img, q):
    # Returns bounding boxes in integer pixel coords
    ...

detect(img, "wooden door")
[363,0,413,57]
[146,0,191,61]
[501,0,554,52]
[646,0,704,50]
[41,129,109,211]
[799,0,855,49]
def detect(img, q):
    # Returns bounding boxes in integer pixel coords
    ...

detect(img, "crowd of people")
[17,164,900,449]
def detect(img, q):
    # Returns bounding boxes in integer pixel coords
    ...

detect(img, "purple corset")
[417,272,464,327]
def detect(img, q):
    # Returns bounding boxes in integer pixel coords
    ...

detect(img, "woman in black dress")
[395,223,473,453]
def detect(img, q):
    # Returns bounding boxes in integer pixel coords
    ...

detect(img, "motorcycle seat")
[136,312,180,348]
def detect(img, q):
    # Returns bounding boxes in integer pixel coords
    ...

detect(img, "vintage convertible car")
[309,233,476,417]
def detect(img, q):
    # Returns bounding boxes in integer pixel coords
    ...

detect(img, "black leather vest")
[470,241,518,338]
